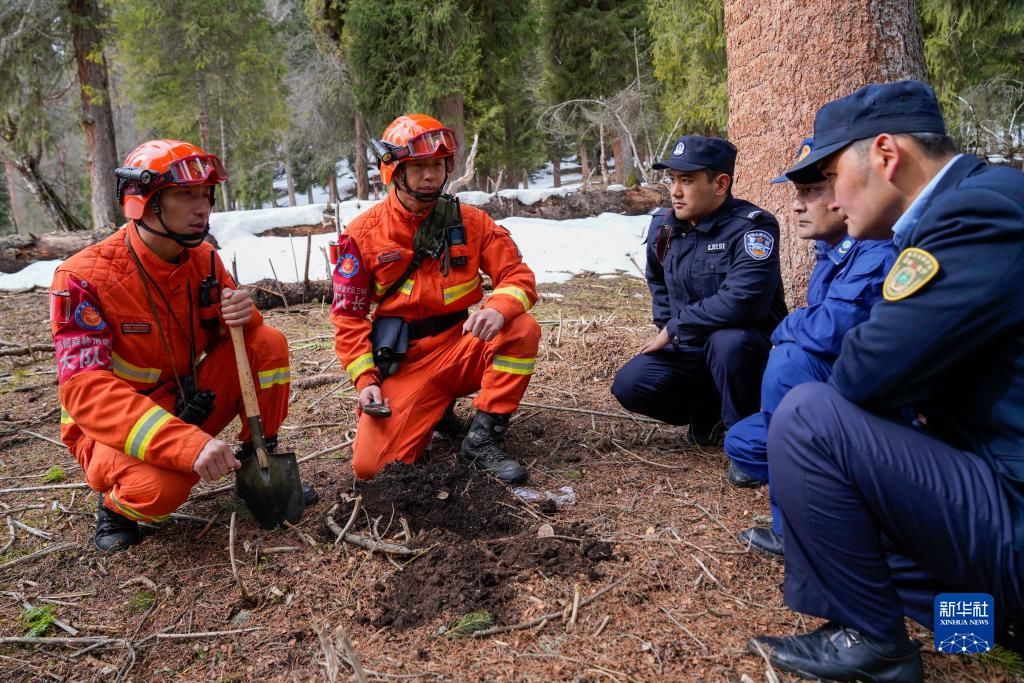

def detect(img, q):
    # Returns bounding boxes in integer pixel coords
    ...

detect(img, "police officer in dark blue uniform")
[749,81,1024,682]
[611,136,787,442]
[724,138,896,557]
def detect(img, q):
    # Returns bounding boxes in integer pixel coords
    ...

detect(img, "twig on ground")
[19,431,64,448]
[1,516,14,554]
[118,576,157,591]
[567,583,581,631]
[612,440,688,470]
[334,625,368,683]
[690,502,733,537]
[0,344,53,358]
[748,638,782,683]
[261,546,302,554]
[326,497,363,548]
[155,628,260,640]
[268,260,290,313]
[660,606,706,651]
[335,531,419,557]
[316,623,341,682]
[291,374,347,391]
[297,437,355,464]
[518,401,661,423]
[0,483,89,495]
[229,513,250,603]
[0,542,75,572]
[8,519,52,540]
[592,615,611,637]
[0,636,120,646]
[5,592,79,636]
[472,574,631,637]
[690,554,721,587]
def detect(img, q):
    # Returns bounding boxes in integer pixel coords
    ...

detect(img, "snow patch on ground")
[0,205,649,290]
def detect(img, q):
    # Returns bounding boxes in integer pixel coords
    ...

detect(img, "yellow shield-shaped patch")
[883,247,940,301]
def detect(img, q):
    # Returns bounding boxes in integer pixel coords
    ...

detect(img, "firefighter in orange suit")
[50,139,317,553]
[332,114,540,483]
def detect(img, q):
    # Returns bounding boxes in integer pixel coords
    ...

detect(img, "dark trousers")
[611,328,771,429]
[768,382,1024,641]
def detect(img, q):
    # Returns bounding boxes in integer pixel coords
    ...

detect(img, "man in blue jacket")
[749,81,1024,683]
[611,136,787,443]
[724,138,896,558]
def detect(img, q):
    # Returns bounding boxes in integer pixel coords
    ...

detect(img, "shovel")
[230,325,305,529]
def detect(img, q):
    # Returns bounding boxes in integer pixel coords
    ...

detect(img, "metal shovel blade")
[235,449,305,530]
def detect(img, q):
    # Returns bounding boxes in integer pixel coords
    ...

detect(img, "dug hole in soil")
[346,458,617,630]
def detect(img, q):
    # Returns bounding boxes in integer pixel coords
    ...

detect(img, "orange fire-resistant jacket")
[331,190,538,389]
[50,222,264,473]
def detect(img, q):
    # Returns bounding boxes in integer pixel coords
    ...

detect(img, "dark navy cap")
[652,135,737,175]
[773,137,825,184]
[786,80,946,177]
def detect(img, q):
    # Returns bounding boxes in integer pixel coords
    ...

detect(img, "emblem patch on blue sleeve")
[744,230,774,260]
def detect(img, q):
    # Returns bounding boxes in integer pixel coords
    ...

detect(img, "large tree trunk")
[0,227,115,273]
[217,105,231,212]
[552,156,561,188]
[284,144,297,207]
[354,110,369,200]
[439,93,466,179]
[195,76,212,152]
[327,170,338,204]
[578,142,590,185]
[724,0,926,306]
[612,134,628,185]
[69,0,120,229]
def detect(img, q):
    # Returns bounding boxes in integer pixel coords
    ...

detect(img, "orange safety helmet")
[115,139,228,219]
[374,114,457,187]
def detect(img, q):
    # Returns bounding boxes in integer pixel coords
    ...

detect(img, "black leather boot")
[750,622,923,683]
[738,527,784,558]
[238,438,320,506]
[459,411,528,484]
[727,462,767,488]
[95,494,143,553]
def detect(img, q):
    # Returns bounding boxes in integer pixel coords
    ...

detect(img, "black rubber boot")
[459,411,528,484]
[238,438,319,507]
[432,400,465,440]
[95,494,143,553]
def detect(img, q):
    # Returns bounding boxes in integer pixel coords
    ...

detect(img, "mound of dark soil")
[354,460,523,539]
[373,525,613,629]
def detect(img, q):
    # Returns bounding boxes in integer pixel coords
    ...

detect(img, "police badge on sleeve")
[744,230,775,260]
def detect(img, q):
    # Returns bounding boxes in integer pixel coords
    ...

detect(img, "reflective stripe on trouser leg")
[476,313,540,415]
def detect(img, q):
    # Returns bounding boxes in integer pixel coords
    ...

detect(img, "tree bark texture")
[6,154,86,232]
[724,0,926,306]
[439,93,467,179]
[69,0,121,229]
[552,157,561,188]
[217,105,231,211]
[354,111,369,200]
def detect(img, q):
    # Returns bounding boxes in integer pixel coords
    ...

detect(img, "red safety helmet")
[116,139,228,219]
[373,114,457,186]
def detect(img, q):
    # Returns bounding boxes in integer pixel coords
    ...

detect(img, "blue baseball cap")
[784,80,946,178]
[772,138,825,184]
[652,135,737,175]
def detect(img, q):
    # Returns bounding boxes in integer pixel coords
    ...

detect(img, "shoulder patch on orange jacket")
[332,235,371,317]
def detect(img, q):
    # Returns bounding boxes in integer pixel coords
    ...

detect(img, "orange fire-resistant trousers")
[352,313,541,479]
[87,325,290,522]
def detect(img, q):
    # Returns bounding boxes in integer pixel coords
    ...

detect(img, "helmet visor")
[406,129,456,158]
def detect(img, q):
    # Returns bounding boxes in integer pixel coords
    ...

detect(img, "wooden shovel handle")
[230,325,269,468]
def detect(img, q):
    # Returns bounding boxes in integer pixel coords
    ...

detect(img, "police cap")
[772,137,825,184]
[785,80,946,177]
[652,135,737,176]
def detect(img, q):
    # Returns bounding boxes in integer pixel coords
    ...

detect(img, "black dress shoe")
[95,494,143,553]
[739,527,784,558]
[750,622,923,683]
[727,462,767,488]
[301,482,320,507]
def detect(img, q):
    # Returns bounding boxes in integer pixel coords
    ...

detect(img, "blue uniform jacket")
[646,196,787,346]
[771,237,897,362]
[830,155,1024,544]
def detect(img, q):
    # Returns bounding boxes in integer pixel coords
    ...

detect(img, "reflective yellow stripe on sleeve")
[374,279,414,297]
[443,276,480,305]
[346,352,375,382]
[257,366,291,389]
[492,354,536,376]
[111,352,161,384]
[491,286,532,311]
[124,405,174,460]
[60,406,74,425]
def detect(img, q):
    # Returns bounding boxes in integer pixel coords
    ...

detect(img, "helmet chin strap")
[396,165,449,203]
[136,190,211,248]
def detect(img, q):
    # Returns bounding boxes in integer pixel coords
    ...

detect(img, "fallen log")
[0,228,116,274]
[474,184,669,221]
[246,279,332,310]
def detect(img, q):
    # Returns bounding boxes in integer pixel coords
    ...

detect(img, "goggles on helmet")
[115,154,228,202]
[371,128,456,165]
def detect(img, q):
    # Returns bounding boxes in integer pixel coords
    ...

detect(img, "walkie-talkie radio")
[198,251,220,331]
